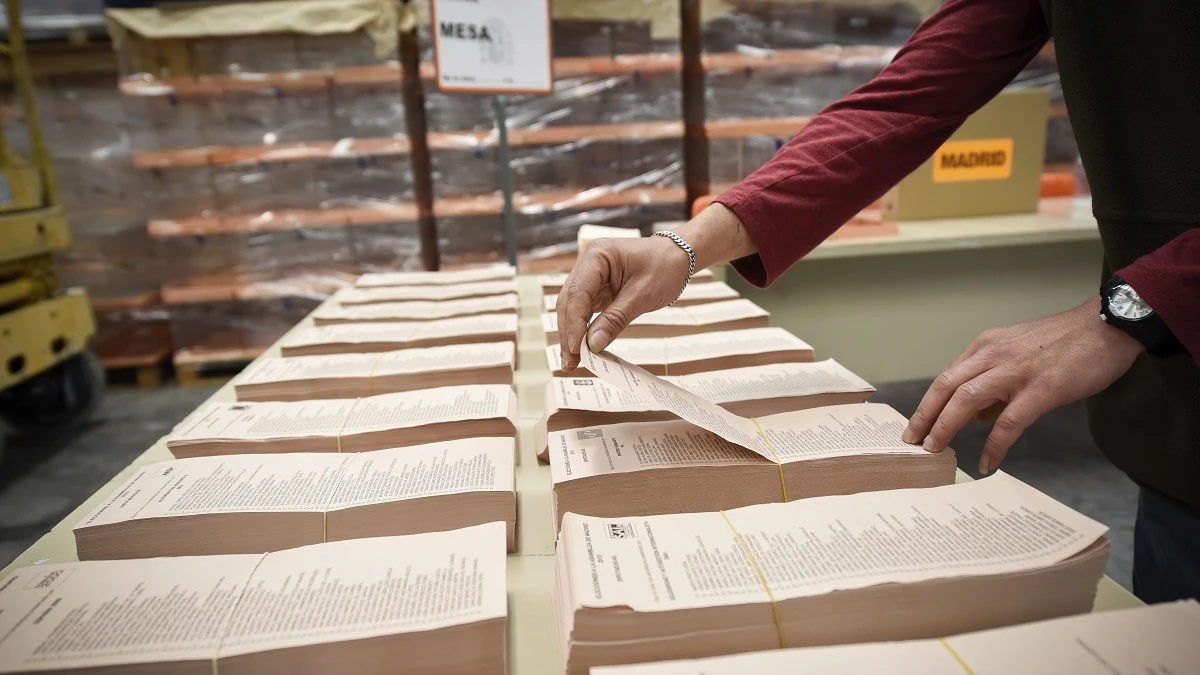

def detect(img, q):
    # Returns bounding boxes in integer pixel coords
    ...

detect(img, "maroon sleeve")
[1119,230,1200,361]
[716,0,1050,287]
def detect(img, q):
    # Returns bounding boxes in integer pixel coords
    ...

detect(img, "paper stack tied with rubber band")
[355,264,515,287]
[73,438,516,559]
[545,327,814,377]
[235,343,516,401]
[590,600,1200,675]
[165,385,517,458]
[315,293,518,324]
[280,314,518,356]
[540,268,716,294]
[544,281,739,312]
[536,359,873,462]
[542,299,769,344]
[553,472,1111,675]
[549,349,955,524]
[339,279,519,306]
[0,524,507,675]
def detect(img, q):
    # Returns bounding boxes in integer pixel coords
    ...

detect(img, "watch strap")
[1100,275,1185,358]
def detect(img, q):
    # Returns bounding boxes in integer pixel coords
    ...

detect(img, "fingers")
[903,356,989,445]
[920,372,1008,453]
[974,401,1007,424]
[558,251,611,372]
[979,395,1047,474]
[587,295,639,352]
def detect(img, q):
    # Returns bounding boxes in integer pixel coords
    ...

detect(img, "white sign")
[431,0,553,94]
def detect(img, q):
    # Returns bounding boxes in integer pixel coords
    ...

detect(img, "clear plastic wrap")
[701,5,1075,190]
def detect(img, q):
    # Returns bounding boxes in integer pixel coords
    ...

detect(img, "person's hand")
[555,236,691,372]
[556,203,758,372]
[903,297,1144,474]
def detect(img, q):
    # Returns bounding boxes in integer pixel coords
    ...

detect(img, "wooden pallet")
[173,344,266,387]
[92,322,174,388]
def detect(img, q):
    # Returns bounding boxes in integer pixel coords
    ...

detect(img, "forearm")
[717,0,1049,287]
[673,203,757,271]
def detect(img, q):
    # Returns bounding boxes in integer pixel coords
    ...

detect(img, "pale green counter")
[0,271,1137,675]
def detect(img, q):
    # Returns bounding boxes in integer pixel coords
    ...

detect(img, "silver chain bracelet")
[651,230,696,306]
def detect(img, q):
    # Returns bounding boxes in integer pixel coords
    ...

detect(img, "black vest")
[1040,1,1200,507]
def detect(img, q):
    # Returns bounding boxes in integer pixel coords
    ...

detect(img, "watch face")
[1108,284,1153,320]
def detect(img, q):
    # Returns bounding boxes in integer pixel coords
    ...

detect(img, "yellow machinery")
[0,0,103,434]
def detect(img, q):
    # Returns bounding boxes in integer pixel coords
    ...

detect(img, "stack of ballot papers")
[535,359,874,461]
[544,299,769,343]
[541,268,716,294]
[591,601,1200,675]
[0,524,507,675]
[550,402,954,524]
[280,314,518,356]
[554,472,1111,675]
[314,294,518,325]
[74,438,517,558]
[548,348,952,524]
[355,264,515,287]
[544,282,738,311]
[578,223,641,253]
[339,279,519,306]
[545,328,814,376]
[166,385,517,458]
[234,343,516,401]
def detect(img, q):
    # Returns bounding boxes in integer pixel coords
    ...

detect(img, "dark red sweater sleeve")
[1119,230,1200,361]
[716,0,1050,287]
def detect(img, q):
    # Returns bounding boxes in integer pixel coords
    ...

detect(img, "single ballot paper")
[581,347,782,461]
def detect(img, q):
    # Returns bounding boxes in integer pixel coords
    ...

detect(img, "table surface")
[1,274,1139,674]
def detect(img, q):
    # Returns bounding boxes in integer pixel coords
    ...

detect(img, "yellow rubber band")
[211,552,269,675]
[679,306,699,326]
[750,417,788,503]
[720,510,787,649]
[663,339,670,377]
[335,397,362,454]
[405,321,426,348]
[365,353,387,397]
[939,639,978,675]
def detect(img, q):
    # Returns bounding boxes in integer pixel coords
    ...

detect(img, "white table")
[1,273,1139,674]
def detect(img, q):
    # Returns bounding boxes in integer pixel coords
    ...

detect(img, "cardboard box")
[882,88,1049,220]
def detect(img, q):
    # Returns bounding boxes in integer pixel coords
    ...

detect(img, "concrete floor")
[0,381,1137,589]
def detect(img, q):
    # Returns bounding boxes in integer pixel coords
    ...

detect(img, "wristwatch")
[1099,275,1184,358]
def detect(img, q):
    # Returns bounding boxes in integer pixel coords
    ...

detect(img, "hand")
[555,236,691,372]
[902,297,1144,474]
[556,203,757,372]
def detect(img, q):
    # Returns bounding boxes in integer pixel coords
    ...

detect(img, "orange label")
[932,138,1014,183]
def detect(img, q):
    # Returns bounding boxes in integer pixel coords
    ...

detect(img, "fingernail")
[922,437,940,453]
[902,427,918,444]
[978,455,992,475]
[587,330,609,353]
